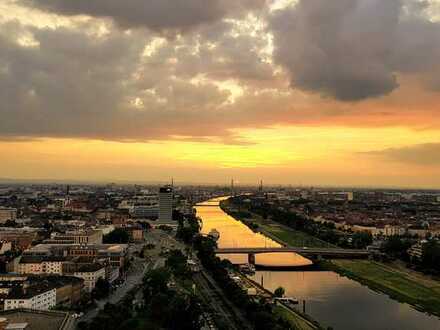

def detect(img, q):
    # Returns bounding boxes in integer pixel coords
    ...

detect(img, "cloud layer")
[0,0,439,145]
[24,0,266,33]
[270,0,440,100]
[365,143,440,166]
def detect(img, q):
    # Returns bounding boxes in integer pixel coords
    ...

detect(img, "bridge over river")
[215,247,370,264]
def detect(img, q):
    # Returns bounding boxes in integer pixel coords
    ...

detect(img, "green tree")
[143,268,171,300]
[274,286,285,298]
[92,278,111,300]
[383,235,412,258]
[103,228,130,244]
[166,250,190,278]
[352,232,373,249]
[422,240,440,271]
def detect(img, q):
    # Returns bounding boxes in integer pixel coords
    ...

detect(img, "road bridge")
[215,247,370,264]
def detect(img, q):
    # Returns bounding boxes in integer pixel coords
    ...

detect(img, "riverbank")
[237,272,321,330]
[220,200,333,248]
[221,198,440,318]
[323,259,440,317]
[273,304,320,330]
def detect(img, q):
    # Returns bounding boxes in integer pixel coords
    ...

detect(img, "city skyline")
[1,0,440,188]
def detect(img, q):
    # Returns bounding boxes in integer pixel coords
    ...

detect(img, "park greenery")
[103,228,130,244]
[274,287,285,298]
[157,224,173,233]
[79,250,202,330]
[174,208,298,329]
[225,197,373,249]
[176,211,201,244]
[77,294,135,330]
[381,235,440,274]
[420,240,440,273]
[224,196,440,317]
[91,278,111,300]
[141,266,202,330]
[328,259,440,317]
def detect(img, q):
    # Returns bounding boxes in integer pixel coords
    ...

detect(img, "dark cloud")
[363,143,440,165]
[0,19,279,143]
[269,0,440,101]
[23,0,266,33]
[0,22,231,141]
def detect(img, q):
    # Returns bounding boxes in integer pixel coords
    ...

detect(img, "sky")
[1,0,440,188]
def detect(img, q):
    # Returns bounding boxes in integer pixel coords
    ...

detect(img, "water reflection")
[196,197,312,267]
[252,271,440,330]
[197,197,440,330]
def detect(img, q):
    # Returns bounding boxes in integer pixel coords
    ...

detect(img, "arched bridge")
[215,247,370,264]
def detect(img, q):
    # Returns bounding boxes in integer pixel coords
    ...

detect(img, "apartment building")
[74,264,106,292]
[4,286,56,311]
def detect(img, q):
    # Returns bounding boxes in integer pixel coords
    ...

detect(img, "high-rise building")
[159,186,173,222]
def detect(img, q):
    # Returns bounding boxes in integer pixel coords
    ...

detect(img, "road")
[79,255,149,324]
[77,228,253,329]
[77,228,178,327]
[194,270,252,330]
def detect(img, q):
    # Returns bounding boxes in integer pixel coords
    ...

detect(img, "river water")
[196,197,440,330]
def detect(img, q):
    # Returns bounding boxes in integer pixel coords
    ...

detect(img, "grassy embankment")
[273,305,320,330]
[221,199,440,317]
[220,200,333,248]
[325,259,440,317]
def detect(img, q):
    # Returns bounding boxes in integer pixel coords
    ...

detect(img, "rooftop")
[0,309,71,330]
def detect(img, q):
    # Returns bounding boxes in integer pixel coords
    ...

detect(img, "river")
[196,197,440,330]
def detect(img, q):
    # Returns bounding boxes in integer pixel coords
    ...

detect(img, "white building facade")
[4,288,56,311]
[74,266,106,292]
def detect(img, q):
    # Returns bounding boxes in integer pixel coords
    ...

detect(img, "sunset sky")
[1,0,440,187]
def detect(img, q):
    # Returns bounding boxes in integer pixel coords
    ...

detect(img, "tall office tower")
[159,186,173,222]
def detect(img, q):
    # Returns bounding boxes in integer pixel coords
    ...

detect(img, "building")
[23,243,128,271]
[0,208,16,224]
[383,225,406,237]
[0,275,83,310]
[0,229,40,250]
[18,257,43,275]
[42,258,65,275]
[18,256,65,275]
[73,264,106,292]
[131,205,158,219]
[0,309,74,330]
[4,286,56,311]
[407,240,428,261]
[0,241,12,255]
[45,230,103,245]
[50,276,83,307]
[106,267,120,284]
[125,226,144,242]
[159,186,173,223]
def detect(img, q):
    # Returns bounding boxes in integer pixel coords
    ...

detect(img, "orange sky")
[1,0,440,188]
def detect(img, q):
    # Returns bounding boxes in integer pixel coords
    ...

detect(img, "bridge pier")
[248,253,256,265]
